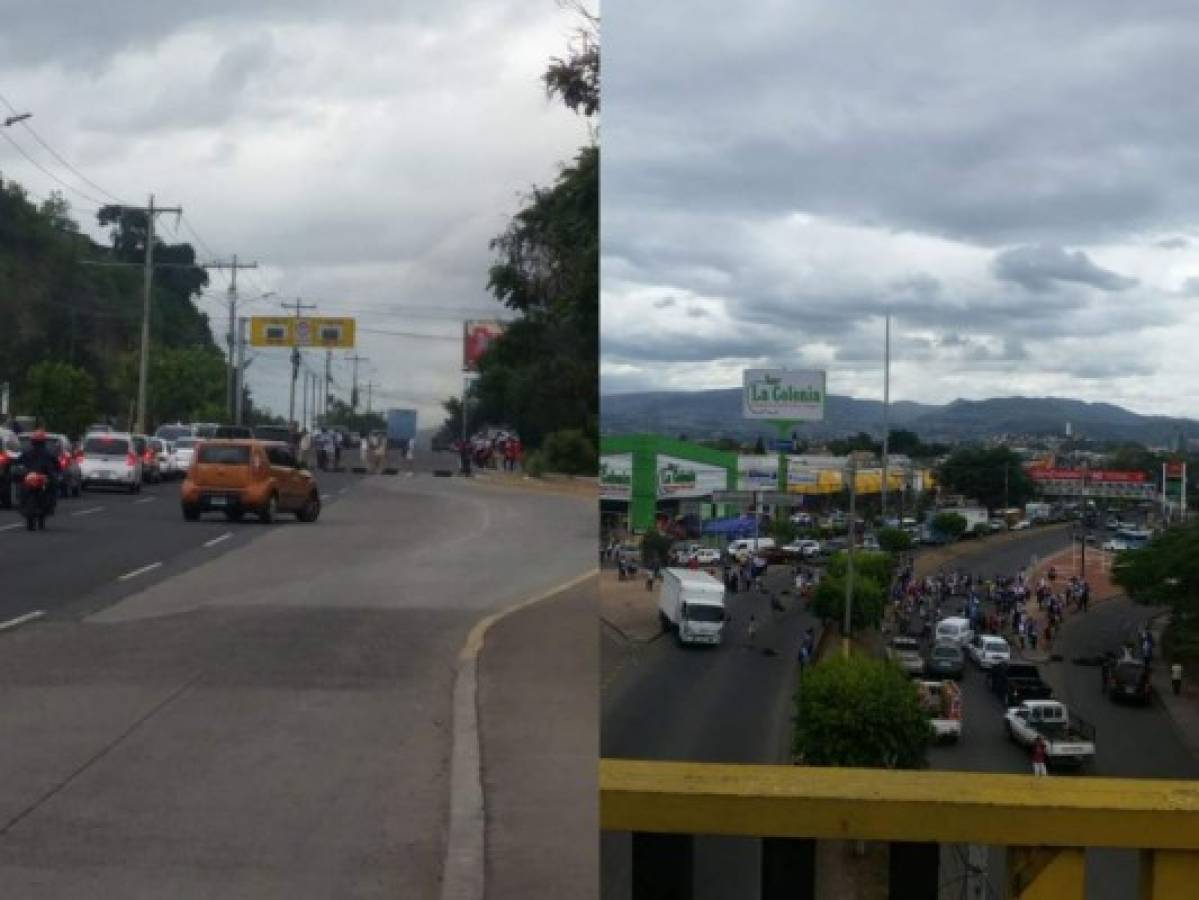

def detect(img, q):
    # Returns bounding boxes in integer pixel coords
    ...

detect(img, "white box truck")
[658,568,728,646]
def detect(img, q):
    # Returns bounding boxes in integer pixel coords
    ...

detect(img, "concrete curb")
[439,567,599,900]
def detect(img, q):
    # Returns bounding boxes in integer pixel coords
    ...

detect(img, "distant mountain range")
[601,390,1199,446]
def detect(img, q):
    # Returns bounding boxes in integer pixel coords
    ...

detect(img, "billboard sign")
[742,369,826,421]
[656,455,727,499]
[1166,461,1185,478]
[1027,468,1085,481]
[1088,470,1147,483]
[737,456,779,491]
[464,320,506,372]
[249,316,356,348]
[600,454,633,500]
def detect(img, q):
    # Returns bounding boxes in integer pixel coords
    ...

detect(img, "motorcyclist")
[15,429,59,520]
[16,429,60,482]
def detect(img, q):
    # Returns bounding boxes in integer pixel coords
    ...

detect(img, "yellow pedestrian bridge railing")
[600,759,1199,900]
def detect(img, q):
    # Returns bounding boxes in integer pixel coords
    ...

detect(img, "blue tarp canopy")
[702,515,766,537]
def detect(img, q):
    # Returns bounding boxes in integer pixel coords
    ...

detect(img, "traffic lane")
[920,528,1073,579]
[0,471,593,898]
[1051,598,1199,779]
[0,470,362,623]
[602,584,817,900]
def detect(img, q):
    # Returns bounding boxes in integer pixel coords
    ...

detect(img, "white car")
[788,512,814,527]
[79,432,142,493]
[1011,519,1031,531]
[173,436,199,473]
[1102,538,1130,551]
[782,539,821,559]
[967,634,1011,669]
[692,548,722,565]
[152,438,176,479]
[861,534,881,551]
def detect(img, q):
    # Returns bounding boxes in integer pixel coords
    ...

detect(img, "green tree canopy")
[876,526,913,553]
[794,655,930,768]
[937,446,1031,511]
[931,512,968,540]
[1112,522,1199,620]
[18,361,97,439]
[811,574,886,631]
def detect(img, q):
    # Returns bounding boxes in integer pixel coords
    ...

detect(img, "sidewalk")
[476,576,598,900]
[1148,614,1199,763]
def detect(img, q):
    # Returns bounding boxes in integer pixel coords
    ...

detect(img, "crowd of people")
[890,563,1093,653]
[456,430,523,473]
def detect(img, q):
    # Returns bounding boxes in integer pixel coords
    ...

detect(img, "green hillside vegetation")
[0,179,231,435]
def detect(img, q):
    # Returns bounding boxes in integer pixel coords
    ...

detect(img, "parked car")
[788,512,814,527]
[781,539,821,559]
[131,434,161,484]
[79,433,143,492]
[1102,538,1130,552]
[1103,656,1153,705]
[987,518,1006,531]
[917,679,962,743]
[0,427,24,507]
[861,533,881,551]
[692,547,722,565]
[966,634,1011,669]
[886,636,926,677]
[181,439,321,523]
[1011,519,1031,531]
[925,641,965,679]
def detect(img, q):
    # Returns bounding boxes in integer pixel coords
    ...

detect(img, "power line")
[0,90,130,206]
[0,126,109,207]
[357,326,460,341]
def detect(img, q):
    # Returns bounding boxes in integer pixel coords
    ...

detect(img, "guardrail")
[601,759,1199,899]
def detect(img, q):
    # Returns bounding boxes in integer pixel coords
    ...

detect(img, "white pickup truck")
[1004,699,1095,768]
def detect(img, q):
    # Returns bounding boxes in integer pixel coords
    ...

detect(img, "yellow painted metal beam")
[1007,847,1085,899]
[600,759,1199,850]
[1139,849,1199,899]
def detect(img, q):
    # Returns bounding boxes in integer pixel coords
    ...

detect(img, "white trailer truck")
[658,568,728,646]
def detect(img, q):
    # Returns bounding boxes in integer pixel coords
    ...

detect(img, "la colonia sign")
[742,369,826,421]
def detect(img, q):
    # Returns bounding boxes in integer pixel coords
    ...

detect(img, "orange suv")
[181,440,320,523]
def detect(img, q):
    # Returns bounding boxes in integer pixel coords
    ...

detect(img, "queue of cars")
[5,422,322,528]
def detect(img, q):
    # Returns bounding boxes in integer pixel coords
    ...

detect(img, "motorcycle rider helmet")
[30,428,47,443]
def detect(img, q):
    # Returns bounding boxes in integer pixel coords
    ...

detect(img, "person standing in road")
[1172,662,1183,696]
[1031,736,1048,776]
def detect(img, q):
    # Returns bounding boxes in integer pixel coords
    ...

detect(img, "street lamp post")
[843,455,857,658]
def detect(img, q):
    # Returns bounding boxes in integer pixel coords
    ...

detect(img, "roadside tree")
[937,446,1031,511]
[931,511,968,541]
[876,526,912,553]
[811,574,886,631]
[794,655,929,768]
[19,361,96,438]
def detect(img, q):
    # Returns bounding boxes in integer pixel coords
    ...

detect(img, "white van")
[658,568,728,645]
[726,537,776,557]
[935,616,974,647]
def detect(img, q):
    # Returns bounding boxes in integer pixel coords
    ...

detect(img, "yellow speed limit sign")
[250,316,356,348]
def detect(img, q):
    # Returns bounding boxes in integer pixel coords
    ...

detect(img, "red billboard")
[1027,468,1085,481]
[1088,470,1147,483]
[1166,461,1186,478]
[463,320,506,372]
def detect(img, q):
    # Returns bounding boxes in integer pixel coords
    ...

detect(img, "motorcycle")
[17,469,56,531]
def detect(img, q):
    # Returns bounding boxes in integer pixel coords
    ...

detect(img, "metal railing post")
[632,832,693,900]
[761,837,815,900]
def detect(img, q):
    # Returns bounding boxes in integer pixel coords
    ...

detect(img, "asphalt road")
[601,529,1199,900]
[924,536,1199,900]
[0,465,593,898]
[601,570,819,900]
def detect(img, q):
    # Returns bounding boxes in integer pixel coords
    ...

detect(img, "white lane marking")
[0,610,45,632]
[72,506,104,517]
[321,493,332,500]
[0,522,22,532]
[134,496,156,505]
[118,562,162,581]
[203,532,232,548]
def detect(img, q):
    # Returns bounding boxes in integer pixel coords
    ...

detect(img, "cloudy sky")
[0,0,587,427]
[602,1,1199,418]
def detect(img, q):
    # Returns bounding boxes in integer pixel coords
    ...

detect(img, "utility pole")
[881,312,891,522]
[202,255,258,419]
[843,454,858,659]
[325,349,333,419]
[235,317,248,424]
[301,370,309,430]
[365,381,374,414]
[281,298,316,425]
[346,352,368,411]
[129,194,182,434]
